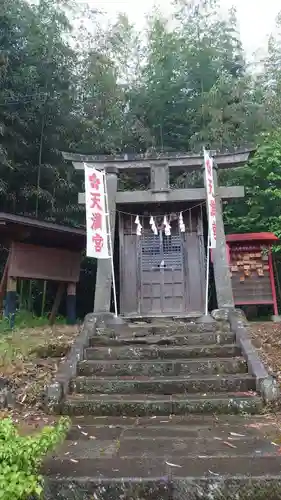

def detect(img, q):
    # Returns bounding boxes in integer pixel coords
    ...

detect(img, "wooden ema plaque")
[228,241,274,308]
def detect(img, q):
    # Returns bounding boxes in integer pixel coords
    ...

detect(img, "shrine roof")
[226,232,279,243]
[0,212,85,250]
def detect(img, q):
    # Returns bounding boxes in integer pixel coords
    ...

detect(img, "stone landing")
[44,316,281,499]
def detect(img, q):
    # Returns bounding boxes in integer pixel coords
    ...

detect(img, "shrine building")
[63,150,252,318]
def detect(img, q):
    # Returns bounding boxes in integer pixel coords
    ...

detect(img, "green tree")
[224,130,281,239]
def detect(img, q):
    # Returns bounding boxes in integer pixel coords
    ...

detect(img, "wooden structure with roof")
[0,213,85,326]
[63,149,253,318]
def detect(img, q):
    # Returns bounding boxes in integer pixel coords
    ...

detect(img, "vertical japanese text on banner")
[204,150,217,249]
[84,163,110,259]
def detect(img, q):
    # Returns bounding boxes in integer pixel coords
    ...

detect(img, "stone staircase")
[44,317,281,499]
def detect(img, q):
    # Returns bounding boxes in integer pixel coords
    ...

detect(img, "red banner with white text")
[204,150,217,249]
[84,163,110,259]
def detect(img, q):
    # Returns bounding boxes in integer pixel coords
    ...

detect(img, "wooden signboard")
[226,233,278,316]
[8,242,81,282]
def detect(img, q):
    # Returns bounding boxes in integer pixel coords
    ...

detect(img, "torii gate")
[63,150,252,316]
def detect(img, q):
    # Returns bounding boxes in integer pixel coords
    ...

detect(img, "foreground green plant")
[0,416,70,500]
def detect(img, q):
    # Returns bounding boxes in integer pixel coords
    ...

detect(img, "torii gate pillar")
[94,166,118,313]
[212,165,234,309]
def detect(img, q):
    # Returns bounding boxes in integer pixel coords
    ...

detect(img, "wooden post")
[268,248,279,317]
[41,280,47,317]
[19,279,24,310]
[4,277,17,328]
[49,282,64,326]
[28,280,32,311]
[66,282,76,325]
[0,252,10,313]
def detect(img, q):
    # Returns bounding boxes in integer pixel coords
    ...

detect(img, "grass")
[0,310,77,376]
[0,309,66,333]
[0,310,79,433]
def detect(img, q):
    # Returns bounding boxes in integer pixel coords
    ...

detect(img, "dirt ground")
[250,321,281,383]
[0,324,79,432]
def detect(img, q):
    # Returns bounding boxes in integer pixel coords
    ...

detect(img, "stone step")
[61,393,263,416]
[70,373,256,395]
[44,474,281,500]
[44,414,279,498]
[77,357,247,377]
[51,436,276,461]
[44,452,281,479]
[65,414,278,441]
[84,344,241,360]
[125,322,230,336]
[89,331,235,348]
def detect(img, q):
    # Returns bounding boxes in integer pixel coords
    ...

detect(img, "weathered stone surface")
[211,308,231,321]
[84,344,241,361]
[44,412,281,498]
[44,478,171,500]
[77,357,247,377]
[45,454,281,481]
[260,376,280,404]
[45,314,97,410]
[197,314,216,324]
[93,312,127,329]
[173,477,281,500]
[126,322,230,335]
[61,393,263,417]
[0,386,14,409]
[63,414,279,441]
[44,312,276,498]
[44,475,281,500]
[228,309,280,403]
[88,330,235,347]
[45,475,281,500]
[70,374,255,395]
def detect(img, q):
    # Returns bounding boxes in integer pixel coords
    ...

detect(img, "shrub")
[0,416,70,500]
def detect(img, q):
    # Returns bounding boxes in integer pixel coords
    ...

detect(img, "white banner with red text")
[84,163,110,259]
[203,150,217,249]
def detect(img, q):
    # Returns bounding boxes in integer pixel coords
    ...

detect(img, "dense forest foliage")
[1,0,281,314]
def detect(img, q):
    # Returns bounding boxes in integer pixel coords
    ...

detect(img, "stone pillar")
[211,166,234,308]
[94,166,118,313]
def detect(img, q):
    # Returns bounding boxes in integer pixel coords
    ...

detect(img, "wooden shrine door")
[119,209,205,317]
[140,229,185,314]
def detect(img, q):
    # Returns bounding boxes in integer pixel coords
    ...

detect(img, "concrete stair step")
[61,392,263,416]
[44,474,281,500]
[77,357,247,377]
[66,414,273,441]
[44,415,280,498]
[51,436,276,461]
[44,453,281,479]
[89,331,235,348]
[70,373,256,395]
[84,344,241,360]
[125,322,230,335]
